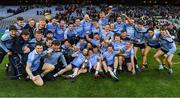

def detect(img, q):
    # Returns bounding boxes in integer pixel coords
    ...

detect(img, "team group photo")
[0,0,179,97]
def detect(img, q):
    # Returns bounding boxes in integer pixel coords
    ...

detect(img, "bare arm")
[26,64,35,79]
[122,14,130,24]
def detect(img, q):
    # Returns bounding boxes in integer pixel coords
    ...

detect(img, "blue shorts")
[32,63,43,76]
[32,69,42,76]
[71,63,80,69]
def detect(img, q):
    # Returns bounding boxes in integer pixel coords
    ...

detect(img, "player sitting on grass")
[111,34,126,74]
[43,40,68,78]
[102,45,120,81]
[77,46,102,78]
[53,48,88,80]
[88,47,102,78]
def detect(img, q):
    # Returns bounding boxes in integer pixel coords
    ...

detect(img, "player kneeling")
[26,42,53,86]
[119,41,136,75]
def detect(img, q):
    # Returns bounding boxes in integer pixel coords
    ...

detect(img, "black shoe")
[110,72,119,81]
[144,64,148,68]
[112,75,119,81]
[70,76,76,82]
[136,67,141,72]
